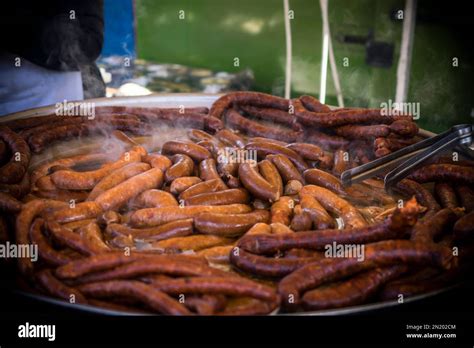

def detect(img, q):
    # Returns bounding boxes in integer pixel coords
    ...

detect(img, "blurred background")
[98,0,473,133]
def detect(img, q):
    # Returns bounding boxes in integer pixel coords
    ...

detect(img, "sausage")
[249,137,289,146]
[411,208,461,244]
[50,201,103,224]
[238,162,280,201]
[278,240,453,308]
[303,168,345,195]
[55,252,146,279]
[78,222,110,254]
[0,126,31,184]
[332,149,350,175]
[106,219,194,241]
[245,141,308,172]
[179,178,228,200]
[229,247,323,277]
[164,154,194,183]
[270,222,294,235]
[16,199,67,274]
[184,188,249,206]
[238,198,422,254]
[162,141,211,162]
[334,124,390,139]
[0,191,22,213]
[284,180,303,195]
[299,193,335,229]
[95,168,164,211]
[294,98,400,127]
[298,95,331,113]
[455,185,474,213]
[36,269,87,304]
[87,162,151,200]
[300,185,367,228]
[243,222,272,236]
[209,91,290,119]
[151,235,233,252]
[395,179,440,215]
[76,256,229,284]
[257,159,283,196]
[194,210,270,237]
[453,211,474,242]
[267,154,304,184]
[290,204,313,231]
[143,153,172,172]
[214,129,246,148]
[286,143,333,168]
[239,104,300,130]
[407,164,474,185]
[270,196,294,225]
[35,176,57,191]
[170,177,202,195]
[31,153,110,187]
[29,218,74,266]
[196,245,234,264]
[301,266,407,310]
[198,158,221,181]
[35,189,89,203]
[63,218,98,231]
[130,204,252,227]
[187,129,217,143]
[0,172,30,198]
[389,119,419,137]
[149,276,278,303]
[303,130,349,151]
[226,108,300,143]
[132,189,178,209]
[51,146,145,190]
[47,220,99,256]
[78,280,191,315]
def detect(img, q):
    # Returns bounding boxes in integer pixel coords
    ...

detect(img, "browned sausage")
[245,141,308,172]
[179,178,228,200]
[106,219,194,241]
[184,188,249,206]
[267,154,304,184]
[194,210,270,237]
[170,177,202,195]
[132,189,178,208]
[50,201,103,224]
[0,126,31,184]
[408,164,474,185]
[164,154,194,183]
[270,196,294,225]
[198,158,221,181]
[130,204,252,227]
[51,146,146,190]
[95,168,164,211]
[162,141,211,162]
[0,191,22,213]
[258,159,283,197]
[238,162,280,202]
[299,193,335,229]
[78,280,191,315]
[300,185,367,228]
[36,269,87,304]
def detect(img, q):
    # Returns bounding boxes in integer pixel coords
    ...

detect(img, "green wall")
[136,0,473,132]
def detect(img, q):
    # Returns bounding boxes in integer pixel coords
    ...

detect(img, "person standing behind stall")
[0,0,105,116]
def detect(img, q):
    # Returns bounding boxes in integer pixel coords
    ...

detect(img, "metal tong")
[341,124,474,191]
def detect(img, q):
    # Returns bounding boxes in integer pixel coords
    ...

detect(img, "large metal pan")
[0,93,460,316]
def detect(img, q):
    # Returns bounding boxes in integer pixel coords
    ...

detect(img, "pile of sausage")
[0,91,473,315]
